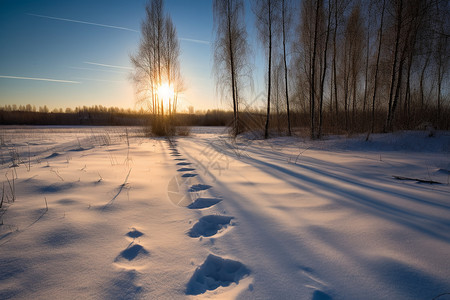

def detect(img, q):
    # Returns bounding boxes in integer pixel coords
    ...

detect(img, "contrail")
[73,77,126,84]
[69,66,127,74]
[84,61,132,70]
[28,13,139,33]
[0,75,80,84]
[180,38,210,45]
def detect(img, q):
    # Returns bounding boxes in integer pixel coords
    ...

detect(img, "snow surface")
[0,126,449,299]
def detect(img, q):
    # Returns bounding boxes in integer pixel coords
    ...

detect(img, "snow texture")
[0,126,449,299]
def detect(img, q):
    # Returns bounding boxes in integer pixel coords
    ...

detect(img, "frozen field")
[0,126,449,299]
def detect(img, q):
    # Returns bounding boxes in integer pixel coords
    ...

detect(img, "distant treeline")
[0,105,234,127]
[1,104,448,134]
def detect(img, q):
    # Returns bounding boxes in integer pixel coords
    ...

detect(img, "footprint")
[312,290,333,300]
[188,184,212,192]
[126,228,143,239]
[115,243,149,262]
[186,254,250,295]
[177,168,196,172]
[182,173,198,178]
[188,198,222,209]
[188,215,234,238]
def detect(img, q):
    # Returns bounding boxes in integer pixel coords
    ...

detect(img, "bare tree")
[279,0,294,135]
[318,0,332,138]
[131,0,164,115]
[385,0,406,132]
[350,4,364,129]
[297,0,322,139]
[329,0,350,125]
[340,4,364,131]
[131,0,182,120]
[362,1,372,116]
[272,57,285,134]
[253,0,279,139]
[369,0,386,135]
[162,15,181,116]
[432,0,449,126]
[213,0,250,136]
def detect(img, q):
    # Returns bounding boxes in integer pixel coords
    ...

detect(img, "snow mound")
[105,270,142,300]
[186,254,250,295]
[56,198,78,205]
[37,182,77,194]
[69,147,91,152]
[45,152,60,159]
[42,227,82,248]
[188,215,234,238]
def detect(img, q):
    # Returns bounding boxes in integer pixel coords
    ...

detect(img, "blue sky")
[0,0,229,112]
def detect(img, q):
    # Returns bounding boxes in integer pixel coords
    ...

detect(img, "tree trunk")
[282,0,291,136]
[227,0,238,137]
[363,4,370,117]
[264,0,272,139]
[318,0,331,138]
[386,0,403,132]
[370,0,385,134]
[333,0,339,123]
[419,53,429,110]
[310,0,321,139]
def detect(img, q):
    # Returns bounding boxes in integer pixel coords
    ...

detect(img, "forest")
[212,0,449,138]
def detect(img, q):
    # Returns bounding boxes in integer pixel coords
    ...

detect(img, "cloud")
[28,13,138,33]
[84,61,132,70]
[0,75,80,84]
[180,38,210,45]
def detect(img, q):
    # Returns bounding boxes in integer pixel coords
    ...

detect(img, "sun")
[157,83,174,101]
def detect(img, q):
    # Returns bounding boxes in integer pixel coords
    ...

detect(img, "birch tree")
[213,0,250,136]
[253,0,278,139]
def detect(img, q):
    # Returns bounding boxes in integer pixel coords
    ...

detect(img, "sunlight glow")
[157,83,174,102]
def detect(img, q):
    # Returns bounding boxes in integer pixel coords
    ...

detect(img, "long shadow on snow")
[243,144,450,204]
[211,143,450,243]
[181,139,450,299]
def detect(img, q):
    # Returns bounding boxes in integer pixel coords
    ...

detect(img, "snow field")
[0,126,449,299]
[0,126,250,299]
